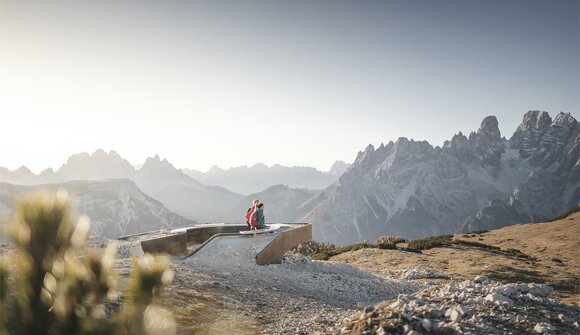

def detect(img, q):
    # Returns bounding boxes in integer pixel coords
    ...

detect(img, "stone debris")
[533,322,555,334]
[326,276,578,335]
[113,239,578,335]
[180,235,419,334]
[484,292,514,308]
[402,266,445,280]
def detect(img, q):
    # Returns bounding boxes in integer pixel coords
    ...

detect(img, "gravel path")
[113,236,579,334]
[179,235,418,334]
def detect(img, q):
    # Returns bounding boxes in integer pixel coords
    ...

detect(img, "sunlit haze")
[1,0,578,173]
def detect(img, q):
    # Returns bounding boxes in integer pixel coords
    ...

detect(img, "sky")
[1,0,578,173]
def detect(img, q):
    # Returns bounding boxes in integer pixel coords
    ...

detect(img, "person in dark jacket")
[256,202,266,229]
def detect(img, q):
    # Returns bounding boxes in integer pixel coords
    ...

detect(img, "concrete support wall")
[139,223,311,262]
[186,225,249,245]
[141,232,188,255]
[255,224,312,265]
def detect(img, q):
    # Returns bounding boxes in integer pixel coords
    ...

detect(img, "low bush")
[378,242,397,250]
[376,235,408,245]
[0,192,175,335]
[407,235,454,250]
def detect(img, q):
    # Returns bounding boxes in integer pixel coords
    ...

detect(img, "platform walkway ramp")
[128,223,312,265]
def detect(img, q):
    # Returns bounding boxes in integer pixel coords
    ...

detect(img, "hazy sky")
[1,0,578,172]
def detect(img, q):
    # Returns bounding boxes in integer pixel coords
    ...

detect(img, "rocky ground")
[325,276,578,334]
[114,234,419,334]
[160,234,416,334]
[331,212,579,305]
[110,212,579,334]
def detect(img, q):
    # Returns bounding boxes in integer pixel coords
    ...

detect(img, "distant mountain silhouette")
[0,151,348,223]
[183,161,350,195]
[0,179,194,240]
[231,185,316,223]
[5,111,572,245]
[0,150,243,222]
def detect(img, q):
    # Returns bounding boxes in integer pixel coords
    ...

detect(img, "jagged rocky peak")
[327,160,350,176]
[354,144,376,161]
[510,111,552,156]
[208,165,225,173]
[467,115,505,177]
[142,154,175,171]
[477,115,501,139]
[444,115,504,166]
[59,149,134,176]
[469,115,502,146]
[520,110,552,131]
[13,165,33,176]
[65,152,91,165]
[352,138,434,172]
[251,163,269,170]
[392,137,433,155]
[444,131,473,163]
[510,111,578,166]
[553,112,578,127]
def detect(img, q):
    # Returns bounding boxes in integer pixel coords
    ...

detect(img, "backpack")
[245,206,259,228]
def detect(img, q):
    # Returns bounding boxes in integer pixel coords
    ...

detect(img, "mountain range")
[300,111,578,244]
[183,161,349,195]
[0,179,193,241]
[0,151,347,226]
[0,110,577,244]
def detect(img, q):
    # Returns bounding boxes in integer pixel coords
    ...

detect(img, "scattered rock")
[484,293,514,308]
[327,276,576,335]
[534,322,555,334]
[473,275,490,284]
[402,266,444,280]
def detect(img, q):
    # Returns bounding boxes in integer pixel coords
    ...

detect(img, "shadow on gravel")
[486,265,545,284]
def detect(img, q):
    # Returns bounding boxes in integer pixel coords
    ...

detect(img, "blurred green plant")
[0,191,176,335]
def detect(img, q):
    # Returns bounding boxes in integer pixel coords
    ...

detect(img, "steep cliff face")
[461,112,579,232]
[303,111,579,244]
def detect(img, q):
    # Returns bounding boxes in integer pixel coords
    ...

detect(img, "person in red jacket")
[245,199,260,229]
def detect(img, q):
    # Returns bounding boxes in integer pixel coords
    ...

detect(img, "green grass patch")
[399,247,422,254]
[378,242,397,250]
[302,240,405,260]
[407,235,454,250]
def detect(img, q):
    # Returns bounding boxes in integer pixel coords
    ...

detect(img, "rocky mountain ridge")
[460,111,579,233]
[302,111,578,244]
[183,161,350,195]
[0,179,193,240]
[0,152,349,222]
[1,111,576,244]
[0,151,243,222]
[111,208,579,334]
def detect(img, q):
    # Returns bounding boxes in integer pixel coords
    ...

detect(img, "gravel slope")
[174,234,418,334]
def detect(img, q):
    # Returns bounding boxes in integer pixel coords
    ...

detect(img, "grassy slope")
[330,212,580,304]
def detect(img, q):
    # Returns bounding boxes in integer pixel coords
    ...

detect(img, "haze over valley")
[1,111,577,244]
